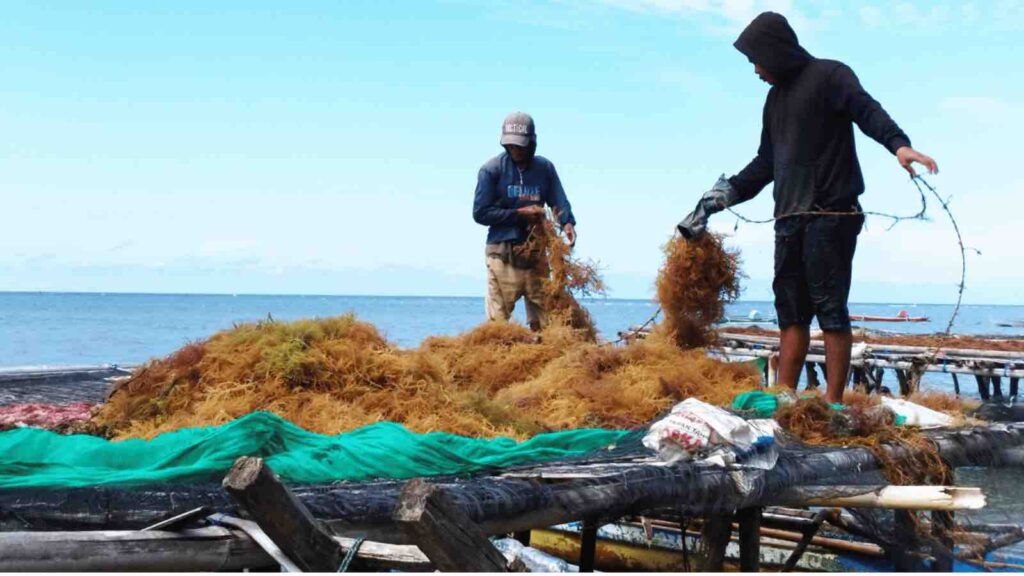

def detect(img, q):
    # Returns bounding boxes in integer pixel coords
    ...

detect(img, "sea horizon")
[1,289,1016,309]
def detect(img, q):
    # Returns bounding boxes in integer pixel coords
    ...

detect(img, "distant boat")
[720,309,777,325]
[850,309,928,323]
[996,320,1024,329]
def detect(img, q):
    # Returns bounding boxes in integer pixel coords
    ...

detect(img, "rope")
[717,175,975,394]
[337,536,366,572]
[725,174,929,230]
[612,307,662,345]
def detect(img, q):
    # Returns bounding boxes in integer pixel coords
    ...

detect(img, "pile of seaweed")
[93,316,759,440]
[775,391,950,485]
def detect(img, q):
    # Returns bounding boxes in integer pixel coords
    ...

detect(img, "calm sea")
[2,291,1021,372]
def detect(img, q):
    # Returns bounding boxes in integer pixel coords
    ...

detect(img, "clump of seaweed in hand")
[520,214,605,339]
[655,233,742,348]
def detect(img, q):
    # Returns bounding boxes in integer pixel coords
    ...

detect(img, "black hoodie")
[728,12,911,223]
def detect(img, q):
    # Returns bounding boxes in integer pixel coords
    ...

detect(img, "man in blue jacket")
[473,112,576,331]
[678,12,937,403]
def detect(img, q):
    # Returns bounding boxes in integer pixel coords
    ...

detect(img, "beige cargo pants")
[485,245,545,329]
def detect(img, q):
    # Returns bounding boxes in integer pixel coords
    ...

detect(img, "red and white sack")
[642,398,755,462]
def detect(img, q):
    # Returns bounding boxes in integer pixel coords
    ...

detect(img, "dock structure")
[716,331,1024,397]
[3,421,1024,571]
[4,362,1024,570]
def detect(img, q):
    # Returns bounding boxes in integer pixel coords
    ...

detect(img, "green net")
[0,411,628,489]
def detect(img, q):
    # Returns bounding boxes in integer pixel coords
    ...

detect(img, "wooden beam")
[579,517,599,572]
[736,507,761,572]
[698,514,733,572]
[976,374,991,400]
[222,456,344,572]
[0,527,274,572]
[781,509,828,572]
[392,478,509,572]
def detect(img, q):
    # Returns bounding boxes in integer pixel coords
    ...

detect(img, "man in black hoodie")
[680,12,937,403]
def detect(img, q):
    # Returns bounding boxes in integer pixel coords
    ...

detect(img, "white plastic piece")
[493,537,579,572]
[881,397,955,428]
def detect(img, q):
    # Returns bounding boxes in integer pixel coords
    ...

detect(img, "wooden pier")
[3,421,1024,571]
[716,331,1024,397]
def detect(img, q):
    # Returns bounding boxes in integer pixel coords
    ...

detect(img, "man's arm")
[472,166,518,226]
[727,104,774,204]
[829,64,938,176]
[546,162,577,244]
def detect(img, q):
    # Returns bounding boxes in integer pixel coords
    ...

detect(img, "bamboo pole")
[777,485,984,511]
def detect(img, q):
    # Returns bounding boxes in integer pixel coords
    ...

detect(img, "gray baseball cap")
[500,112,535,147]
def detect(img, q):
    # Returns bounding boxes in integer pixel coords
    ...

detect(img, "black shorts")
[773,214,863,332]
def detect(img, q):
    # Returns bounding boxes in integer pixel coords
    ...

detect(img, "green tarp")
[0,411,628,489]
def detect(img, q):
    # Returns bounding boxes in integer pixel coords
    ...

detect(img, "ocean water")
[1,291,1021,369]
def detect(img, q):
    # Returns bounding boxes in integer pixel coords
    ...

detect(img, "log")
[698,514,732,572]
[392,478,509,572]
[976,374,991,400]
[777,486,985,511]
[0,526,430,572]
[579,517,599,572]
[0,527,274,572]
[736,507,761,572]
[222,456,344,572]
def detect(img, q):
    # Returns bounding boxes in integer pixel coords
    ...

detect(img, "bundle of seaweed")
[655,233,742,348]
[93,314,761,440]
[776,392,947,485]
[519,215,604,339]
[906,391,977,420]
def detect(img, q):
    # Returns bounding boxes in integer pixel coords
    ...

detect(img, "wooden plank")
[698,514,733,572]
[579,517,599,572]
[222,456,344,572]
[0,527,431,572]
[736,507,761,572]
[392,478,509,572]
[0,527,274,572]
[976,374,991,400]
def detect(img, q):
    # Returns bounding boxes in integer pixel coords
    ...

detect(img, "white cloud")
[859,5,882,27]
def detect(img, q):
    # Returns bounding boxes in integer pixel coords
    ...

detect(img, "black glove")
[677,176,738,240]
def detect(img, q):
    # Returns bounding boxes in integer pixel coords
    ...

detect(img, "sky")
[1,0,1022,304]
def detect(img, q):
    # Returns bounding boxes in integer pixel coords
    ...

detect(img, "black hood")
[734,12,812,81]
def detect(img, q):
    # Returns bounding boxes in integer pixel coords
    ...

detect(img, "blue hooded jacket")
[473,152,575,245]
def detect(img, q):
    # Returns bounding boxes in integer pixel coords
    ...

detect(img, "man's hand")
[516,205,545,221]
[896,146,939,177]
[563,223,576,246]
